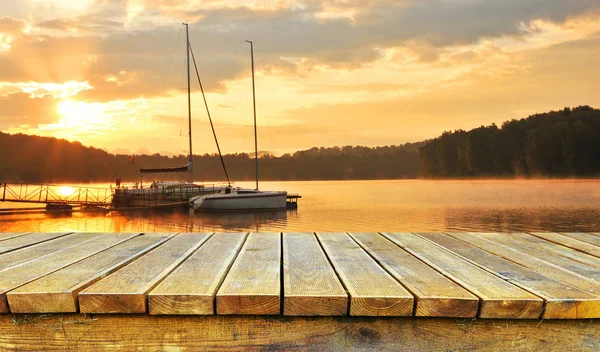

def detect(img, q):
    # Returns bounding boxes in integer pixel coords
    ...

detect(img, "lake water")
[1,180,599,233]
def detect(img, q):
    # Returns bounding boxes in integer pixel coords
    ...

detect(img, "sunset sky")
[1,0,599,156]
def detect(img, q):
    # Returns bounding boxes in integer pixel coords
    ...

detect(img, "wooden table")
[0,231,600,351]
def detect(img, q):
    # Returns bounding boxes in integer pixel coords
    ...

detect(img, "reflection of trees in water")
[444,207,600,233]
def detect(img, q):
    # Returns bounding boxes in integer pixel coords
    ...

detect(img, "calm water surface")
[1,180,599,233]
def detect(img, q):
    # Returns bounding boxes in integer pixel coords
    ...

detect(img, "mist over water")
[1,180,599,233]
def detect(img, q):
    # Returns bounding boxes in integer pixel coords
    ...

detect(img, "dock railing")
[0,182,112,207]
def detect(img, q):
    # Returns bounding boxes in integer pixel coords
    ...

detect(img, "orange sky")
[1,0,599,156]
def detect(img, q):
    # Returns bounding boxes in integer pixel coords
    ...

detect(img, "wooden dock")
[1,231,600,351]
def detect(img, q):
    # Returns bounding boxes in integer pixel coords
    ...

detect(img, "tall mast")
[184,23,193,183]
[246,40,258,190]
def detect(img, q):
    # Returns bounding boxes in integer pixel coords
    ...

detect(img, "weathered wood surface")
[0,232,69,254]
[503,232,600,269]
[0,233,138,313]
[0,232,107,271]
[283,232,347,316]
[216,232,281,315]
[317,232,414,316]
[559,232,600,247]
[349,232,478,318]
[384,232,543,319]
[149,232,246,315]
[7,233,173,313]
[0,231,600,320]
[420,232,600,319]
[1,314,600,351]
[448,232,600,296]
[530,232,600,257]
[472,232,600,281]
[78,233,206,313]
[0,232,31,242]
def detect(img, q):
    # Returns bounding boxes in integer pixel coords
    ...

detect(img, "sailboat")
[111,23,221,208]
[189,41,288,211]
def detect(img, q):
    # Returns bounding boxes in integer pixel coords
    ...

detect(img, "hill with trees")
[420,106,600,177]
[0,133,422,183]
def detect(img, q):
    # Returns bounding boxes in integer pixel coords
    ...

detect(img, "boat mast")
[246,40,258,190]
[184,23,193,184]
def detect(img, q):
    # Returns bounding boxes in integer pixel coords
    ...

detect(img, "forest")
[2,106,598,183]
[0,132,421,183]
[419,106,600,177]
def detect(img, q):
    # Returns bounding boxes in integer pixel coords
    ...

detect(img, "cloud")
[0,1,598,103]
[0,92,61,129]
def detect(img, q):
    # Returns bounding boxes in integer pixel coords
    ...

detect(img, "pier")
[1,183,302,211]
[0,231,599,350]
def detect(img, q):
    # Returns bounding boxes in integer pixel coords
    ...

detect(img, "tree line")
[420,106,600,177]
[0,132,422,183]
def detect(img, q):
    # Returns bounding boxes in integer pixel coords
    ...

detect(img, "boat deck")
[1,231,600,350]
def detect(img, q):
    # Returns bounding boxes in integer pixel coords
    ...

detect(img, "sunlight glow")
[58,186,75,198]
[57,99,106,128]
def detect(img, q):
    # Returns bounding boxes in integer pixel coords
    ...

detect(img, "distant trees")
[0,133,422,183]
[420,106,600,177]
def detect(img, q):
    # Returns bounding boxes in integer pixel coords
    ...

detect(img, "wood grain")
[0,232,31,242]
[148,232,247,315]
[2,314,600,351]
[383,232,543,319]
[559,232,600,247]
[216,232,281,315]
[474,232,600,281]
[529,232,600,258]
[349,232,478,318]
[7,233,173,313]
[0,233,107,271]
[0,232,70,255]
[0,232,139,313]
[503,232,600,269]
[316,232,413,316]
[420,232,600,319]
[78,233,209,314]
[283,232,347,316]
[447,232,600,296]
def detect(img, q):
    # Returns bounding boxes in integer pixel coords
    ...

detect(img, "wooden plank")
[78,233,209,314]
[3,315,600,351]
[529,232,600,258]
[504,232,600,269]
[0,232,139,313]
[148,232,247,315]
[349,232,478,318]
[447,233,600,296]
[383,232,543,319]
[0,232,31,242]
[7,233,174,313]
[283,232,348,316]
[316,232,413,316]
[474,232,600,281]
[216,232,281,315]
[559,232,600,247]
[420,232,600,319]
[0,232,70,255]
[0,233,106,271]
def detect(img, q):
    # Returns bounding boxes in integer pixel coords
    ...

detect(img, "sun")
[57,99,106,128]
[57,99,81,123]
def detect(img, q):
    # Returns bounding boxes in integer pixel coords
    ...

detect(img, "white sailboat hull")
[190,190,287,211]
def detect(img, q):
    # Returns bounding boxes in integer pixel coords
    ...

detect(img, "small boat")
[190,41,291,211]
[190,186,287,211]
